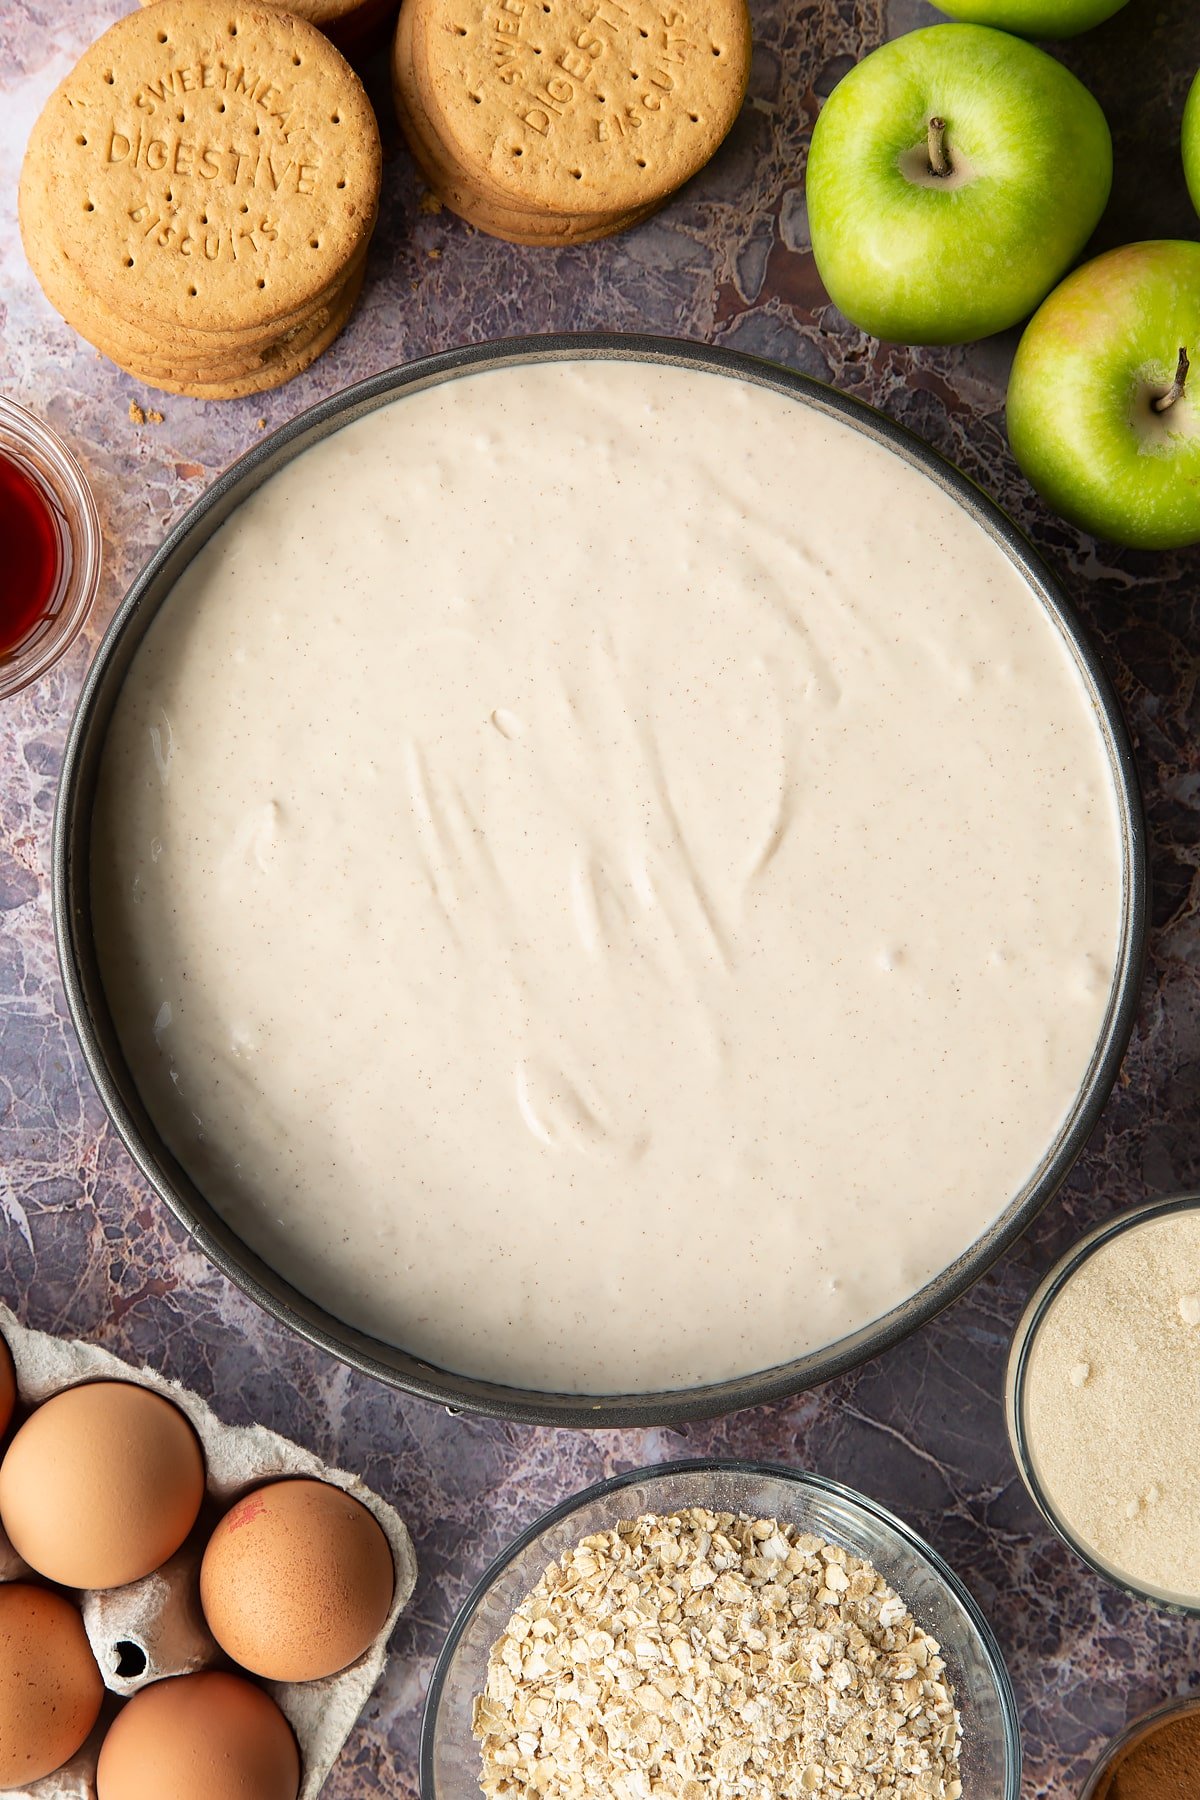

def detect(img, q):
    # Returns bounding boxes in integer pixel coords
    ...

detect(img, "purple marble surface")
[3,0,1200,1793]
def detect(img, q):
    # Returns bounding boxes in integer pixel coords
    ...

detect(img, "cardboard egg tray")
[0,1304,418,1800]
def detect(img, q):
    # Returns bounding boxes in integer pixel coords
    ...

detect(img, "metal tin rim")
[417,1456,1023,1800]
[1005,1193,1200,1616]
[53,330,1149,1427]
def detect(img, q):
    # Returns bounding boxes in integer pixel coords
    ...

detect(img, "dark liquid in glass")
[0,453,61,657]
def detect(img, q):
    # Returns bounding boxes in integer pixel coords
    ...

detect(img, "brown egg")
[95,1672,300,1800]
[200,1478,394,1681]
[0,1336,14,1441]
[0,1380,205,1589]
[0,1583,104,1787]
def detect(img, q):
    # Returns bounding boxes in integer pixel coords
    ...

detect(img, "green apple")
[1184,67,1200,218]
[806,25,1112,345]
[1007,241,1200,549]
[932,0,1130,36]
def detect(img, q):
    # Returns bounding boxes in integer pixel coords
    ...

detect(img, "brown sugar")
[1022,1210,1200,1599]
[1095,1708,1200,1800]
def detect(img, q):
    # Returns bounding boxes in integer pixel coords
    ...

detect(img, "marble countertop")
[4,0,1200,1793]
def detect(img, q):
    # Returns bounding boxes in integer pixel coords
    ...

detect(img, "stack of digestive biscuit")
[19,0,381,398]
[392,0,751,243]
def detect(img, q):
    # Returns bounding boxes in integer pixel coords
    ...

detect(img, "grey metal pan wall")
[53,333,1150,1427]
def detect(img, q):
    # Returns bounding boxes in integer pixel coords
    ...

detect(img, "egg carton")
[0,1303,418,1800]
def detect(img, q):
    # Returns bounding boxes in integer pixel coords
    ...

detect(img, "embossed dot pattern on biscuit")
[139,0,401,60]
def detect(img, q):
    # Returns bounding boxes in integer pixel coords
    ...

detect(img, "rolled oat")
[472,1507,962,1800]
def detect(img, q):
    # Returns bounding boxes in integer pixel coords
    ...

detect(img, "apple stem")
[927,117,951,179]
[1153,347,1190,413]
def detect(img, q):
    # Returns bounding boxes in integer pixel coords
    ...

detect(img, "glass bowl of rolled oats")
[421,1458,1020,1800]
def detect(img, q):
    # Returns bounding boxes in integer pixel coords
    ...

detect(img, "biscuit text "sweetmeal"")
[123,60,314,147]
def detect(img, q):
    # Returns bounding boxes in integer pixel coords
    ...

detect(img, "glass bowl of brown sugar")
[1006,1193,1200,1614]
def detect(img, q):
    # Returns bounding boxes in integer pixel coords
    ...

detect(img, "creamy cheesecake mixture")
[92,359,1125,1393]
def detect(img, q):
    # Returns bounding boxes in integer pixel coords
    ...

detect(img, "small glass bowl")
[0,395,102,700]
[420,1458,1021,1800]
[1080,1693,1200,1797]
[1006,1193,1200,1614]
